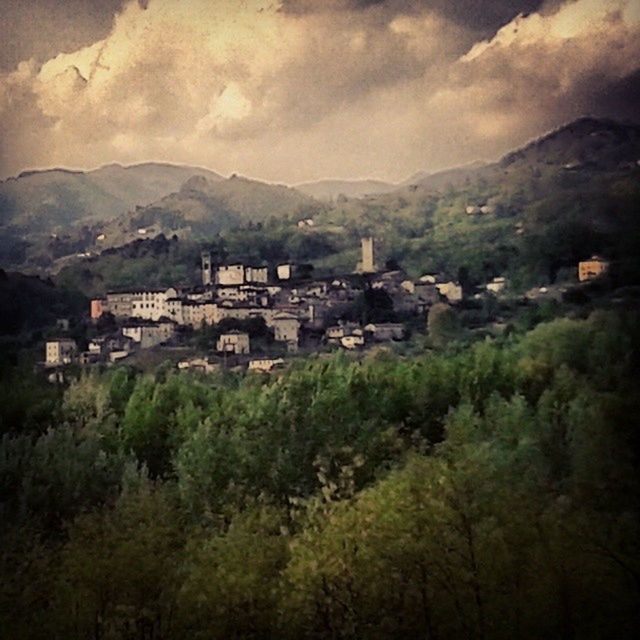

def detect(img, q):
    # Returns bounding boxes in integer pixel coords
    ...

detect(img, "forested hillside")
[1,311,639,639]
[0,163,223,232]
[52,118,640,295]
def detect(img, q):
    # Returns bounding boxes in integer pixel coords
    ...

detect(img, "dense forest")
[1,310,639,639]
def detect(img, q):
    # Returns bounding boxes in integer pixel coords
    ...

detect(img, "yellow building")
[578,256,609,282]
[45,339,77,366]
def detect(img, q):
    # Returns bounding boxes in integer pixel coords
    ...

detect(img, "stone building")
[216,331,250,354]
[45,339,77,365]
[122,321,175,349]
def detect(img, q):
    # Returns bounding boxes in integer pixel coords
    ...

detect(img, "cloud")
[0,0,638,182]
[280,1,548,32]
[0,0,125,71]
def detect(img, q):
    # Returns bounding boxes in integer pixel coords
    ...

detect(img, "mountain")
[0,162,224,234]
[398,170,431,186]
[91,173,325,249]
[400,161,488,191]
[55,117,640,297]
[498,117,640,171]
[295,178,397,200]
[320,117,640,282]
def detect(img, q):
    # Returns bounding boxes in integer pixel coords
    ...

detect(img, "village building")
[401,280,415,294]
[340,333,365,350]
[272,312,300,352]
[277,263,294,280]
[216,331,250,355]
[215,264,269,286]
[248,357,285,373]
[216,264,245,286]
[364,323,405,341]
[104,288,177,321]
[245,265,269,284]
[45,339,78,366]
[130,288,178,321]
[436,281,463,303]
[578,256,609,282]
[122,321,175,349]
[486,276,507,294]
[178,357,219,374]
[109,350,130,363]
[90,298,105,320]
[79,350,101,365]
[325,322,359,344]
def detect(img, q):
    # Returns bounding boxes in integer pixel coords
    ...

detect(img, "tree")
[427,303,462,348]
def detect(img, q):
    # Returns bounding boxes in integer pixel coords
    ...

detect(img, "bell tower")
[201,251,212,286]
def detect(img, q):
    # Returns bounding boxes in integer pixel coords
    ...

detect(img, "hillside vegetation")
[1,311,639,638]
[0,162,223,232]
[55,118,640,295]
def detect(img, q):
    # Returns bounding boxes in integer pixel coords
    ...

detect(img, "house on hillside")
[122,321,175,349]
[436,281,463,303]
[216,331,250,355]
[248,357,285,373]
[486,276,507,294]
[45,339,78,366]
[364,323,405,341]
[272,312,300,351]
[578,256,609,282]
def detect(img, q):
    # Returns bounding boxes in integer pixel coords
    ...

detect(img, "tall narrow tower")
[201,251,212,286]
[361,237,376,273]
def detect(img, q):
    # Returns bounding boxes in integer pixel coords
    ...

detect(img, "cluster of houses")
[44,238,612,372]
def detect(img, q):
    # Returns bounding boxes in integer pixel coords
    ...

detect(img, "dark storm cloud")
[0,0,638,183]
[280,0,547,32]
[592,70,640,122]
[0,0,124,70]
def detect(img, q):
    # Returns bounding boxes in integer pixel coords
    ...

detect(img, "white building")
[436,281,463,303]
[106,288,177,321]
[486,276,507,294]
[45,339,77,366]
[216,331,250,355]
[340,334,365,350]
[277,263,294,280]
[122,322,175,349]
[216,264,245,286]
[248,358,285,373]
[245,265,268,284]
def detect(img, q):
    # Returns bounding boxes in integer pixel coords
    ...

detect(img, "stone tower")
[360,236,376,273]
[201,251,212,286]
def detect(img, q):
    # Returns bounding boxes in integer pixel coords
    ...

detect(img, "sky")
[0,0,639,184]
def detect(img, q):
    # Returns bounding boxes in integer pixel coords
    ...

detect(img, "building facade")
[578,256,609,282]
[216,331,250,354]
[45,339,77,365]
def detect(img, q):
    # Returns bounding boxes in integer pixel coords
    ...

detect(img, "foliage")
[0,311,639,638]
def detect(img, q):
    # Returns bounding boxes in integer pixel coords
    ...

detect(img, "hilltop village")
[43,237,610,374]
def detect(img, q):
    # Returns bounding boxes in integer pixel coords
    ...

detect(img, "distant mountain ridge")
[3,116,639,274]
[93,173,324,248]
[295,178,397,200]
[0,162,224,234]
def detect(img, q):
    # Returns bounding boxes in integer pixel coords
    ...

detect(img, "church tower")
[201,251,212,286]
